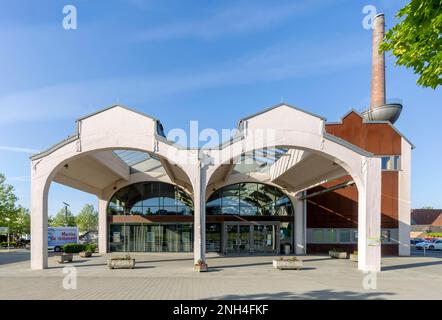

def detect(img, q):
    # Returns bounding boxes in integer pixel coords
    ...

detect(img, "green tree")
[381,0,442,89]
[50,207,76,227]
[10,206,30,237]
[0,173,19,232]
[75,204,98,233]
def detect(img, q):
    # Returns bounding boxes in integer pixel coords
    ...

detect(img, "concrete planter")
[273,259,303,270]
[329,250,347,259]
[79,251,92,258]
[56,253,73,264]
[194,264,208,272]
[108,258,135,269]
[350,253,358,262]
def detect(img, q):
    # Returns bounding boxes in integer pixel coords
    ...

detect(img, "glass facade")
[109,223,193,252]
[279,222,293,250]
[107,182,294,253]
[108,182,193,216]
[206,182,293,216]
[308,228,396,244]
[206,223,221,252]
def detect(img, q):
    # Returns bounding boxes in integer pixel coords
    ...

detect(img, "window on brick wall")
[381,155,401,171]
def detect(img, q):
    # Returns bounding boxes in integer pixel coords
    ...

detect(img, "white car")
[416,239,442,250]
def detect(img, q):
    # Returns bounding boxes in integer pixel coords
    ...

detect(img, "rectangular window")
[381,155,401,171]
[324,229,337,242]
[339,229,351,243]
[313,229,323,242]
[381,230,391,243]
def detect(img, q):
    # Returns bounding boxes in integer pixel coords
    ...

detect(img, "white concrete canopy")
[30,104,382,272]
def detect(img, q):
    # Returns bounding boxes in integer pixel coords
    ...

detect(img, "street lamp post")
[62,202,70,227]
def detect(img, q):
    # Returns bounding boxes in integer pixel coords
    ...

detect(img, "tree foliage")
[50,207,76,227]
[75,204,98,233]
[0,174,18,222]
[381,0,442,89]
[0,173,19,230]
[11,207,30,236]
[0,174,31,239]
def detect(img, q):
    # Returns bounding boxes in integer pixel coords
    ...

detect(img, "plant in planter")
[273,256,303,270]
[79,244,96,258]
[57,244,84,263]
[107,255,136,269]
[350,250,358,262]
[328,248,348,259]
[194,259,208,272]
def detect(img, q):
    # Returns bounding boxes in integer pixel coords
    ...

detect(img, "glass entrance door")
[225,224,252,254]
[238,225,251,253]
[226,224,239,253]
[253,224,277,253]
[224,223,279,254]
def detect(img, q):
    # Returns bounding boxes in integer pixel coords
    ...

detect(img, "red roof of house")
[411,209,442,226]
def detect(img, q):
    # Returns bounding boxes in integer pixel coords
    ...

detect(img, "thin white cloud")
[0,34,367,124]
[6,176,30,182]
[0,146,40,153]
[133,0,341,42]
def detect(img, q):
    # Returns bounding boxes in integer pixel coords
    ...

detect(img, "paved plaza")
[0,250,441,300]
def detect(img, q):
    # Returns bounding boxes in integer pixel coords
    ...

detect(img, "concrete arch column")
[30,172,51,270]
[31,147,197,270]
[30,104,383,272]
[203,134,381,272]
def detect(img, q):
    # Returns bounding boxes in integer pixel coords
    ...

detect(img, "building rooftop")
[411,209,442,226]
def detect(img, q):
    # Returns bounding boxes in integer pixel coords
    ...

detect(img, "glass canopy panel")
[232,148,289,174]
[113,150,165,175]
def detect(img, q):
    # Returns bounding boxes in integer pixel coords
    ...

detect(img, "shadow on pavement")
[382,259,442,271]
[210,289,395,300]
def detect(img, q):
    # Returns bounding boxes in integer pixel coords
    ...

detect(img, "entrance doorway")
[223,222,280,254]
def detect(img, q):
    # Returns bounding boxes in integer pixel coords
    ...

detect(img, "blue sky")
[0,0,440,216]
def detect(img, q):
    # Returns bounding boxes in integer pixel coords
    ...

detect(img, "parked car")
[415,240,431,250]
[427,239,442,250]
[416,239,442,250]
[411,238,425,245]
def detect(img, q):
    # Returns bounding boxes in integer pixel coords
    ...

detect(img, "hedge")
[62,243,97,253]
[426,233,442,238]
[85,243,96,252]
[63,244,86,253]
[1,241,17,248]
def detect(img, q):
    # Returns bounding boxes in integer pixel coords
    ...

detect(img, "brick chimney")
[370,13,386,109]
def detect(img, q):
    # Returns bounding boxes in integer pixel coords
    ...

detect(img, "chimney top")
[362,13,403,124]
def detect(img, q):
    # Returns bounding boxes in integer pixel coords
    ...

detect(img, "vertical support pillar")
[30,171,49,270]
[357,157,382,272]
[293,193,306,255]
[398,138,411,256]
[98,196,108,254]
[194,156,209,264]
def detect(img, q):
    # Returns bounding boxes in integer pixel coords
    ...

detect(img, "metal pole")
[62,202,70,227]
